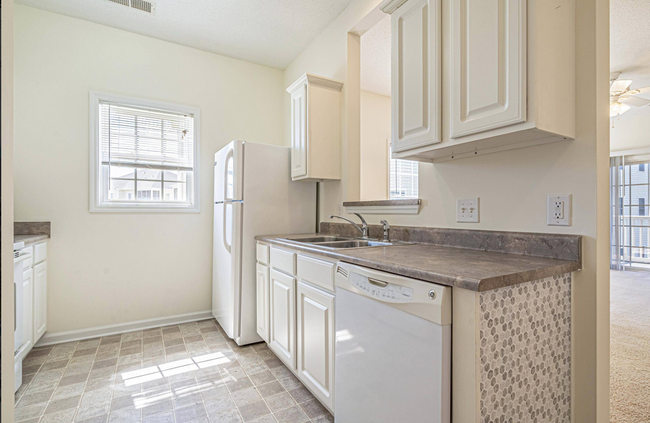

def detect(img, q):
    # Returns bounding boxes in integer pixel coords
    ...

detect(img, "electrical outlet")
[457,198,479,223]
[547,194,571,226]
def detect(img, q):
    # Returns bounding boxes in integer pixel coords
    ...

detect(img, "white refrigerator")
[213,140,316,345]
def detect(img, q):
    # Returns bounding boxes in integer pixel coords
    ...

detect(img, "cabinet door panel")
[392,0,441,153]
[256,263,270,343]
[23,269,34,352]
[33,261,47,343]
[297,281,335,410]
[269,270,296,369]
[450,0,526,138]
[291,83,308,179]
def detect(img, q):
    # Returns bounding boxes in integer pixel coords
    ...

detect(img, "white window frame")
[89,92,201,213]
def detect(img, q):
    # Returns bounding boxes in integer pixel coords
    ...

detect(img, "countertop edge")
[255,234,582,292]
[14,233,50,247]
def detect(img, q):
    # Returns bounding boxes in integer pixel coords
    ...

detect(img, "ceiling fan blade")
[611,79,633,93]
[632,86,650,95]
[620,96,650,107]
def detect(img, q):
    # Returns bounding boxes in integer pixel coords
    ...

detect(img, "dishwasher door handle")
[368,277,389,288]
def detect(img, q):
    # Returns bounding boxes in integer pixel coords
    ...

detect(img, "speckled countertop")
[256,233,582,292]
[14,221,51,247]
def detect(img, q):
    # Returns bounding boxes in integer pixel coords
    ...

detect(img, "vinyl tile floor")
[14,319,334,423]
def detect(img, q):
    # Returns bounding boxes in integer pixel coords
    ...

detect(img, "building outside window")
[611,162,650,269]
[89,92,200,212]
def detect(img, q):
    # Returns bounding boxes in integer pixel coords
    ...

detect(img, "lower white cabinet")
[256,263,270,343]
[257,242,336,413]
[269,269,296,370]
[22,268,34,353]
[296,281,335,410]
[33,260,48,343]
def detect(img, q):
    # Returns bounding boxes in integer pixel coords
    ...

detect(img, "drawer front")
[270,247,296,275]
[297,254,335,292]
[20,246,34,271]
[34,242,47,265]
[257,243,270,265]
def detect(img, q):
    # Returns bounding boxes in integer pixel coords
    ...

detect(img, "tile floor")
[15,319,333,423]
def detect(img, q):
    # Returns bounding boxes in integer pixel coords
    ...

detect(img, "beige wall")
[283,0,610,420]
[13,5,285,333]
[610,112,650,152]
[2,0,16,419]
[360,90,390,200]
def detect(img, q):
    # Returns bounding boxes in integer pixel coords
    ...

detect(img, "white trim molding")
[89,91,202,213]
[344,199,421,215]
[380,0,409,14]
[35,310,213,347]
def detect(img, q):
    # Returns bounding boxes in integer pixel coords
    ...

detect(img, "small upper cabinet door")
[33,261,47,343]
[290,82,308,180]
[269,270,296,370]
[296,281,335,411]
[391,0,441,153]
[256,263,270,343]
[449,0,526,138]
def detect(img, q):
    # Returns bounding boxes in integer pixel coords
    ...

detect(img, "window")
[389,143,418,199]
[90,92,200,212]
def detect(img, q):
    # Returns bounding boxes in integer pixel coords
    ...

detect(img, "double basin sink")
[280,235,398,250]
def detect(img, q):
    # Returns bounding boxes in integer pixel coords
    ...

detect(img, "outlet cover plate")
[457,197,479,223]
[547,194,571,226]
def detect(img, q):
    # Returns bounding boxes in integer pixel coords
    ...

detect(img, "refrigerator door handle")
[224,148,234,202]
[223,203,232,254]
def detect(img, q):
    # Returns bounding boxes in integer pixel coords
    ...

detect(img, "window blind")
[100,101,194,171]
[390,156,419,199]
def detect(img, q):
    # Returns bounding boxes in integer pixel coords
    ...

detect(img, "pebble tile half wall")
[479,273,571,422]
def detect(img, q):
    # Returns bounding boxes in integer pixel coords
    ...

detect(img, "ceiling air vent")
[107,0,155,14]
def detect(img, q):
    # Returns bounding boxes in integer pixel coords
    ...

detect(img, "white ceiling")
[611,0,650,118]
[361,14,391,97]
[16,0,354,70]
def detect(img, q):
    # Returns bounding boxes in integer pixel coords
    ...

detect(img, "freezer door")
[212,201,243,340]
[214,140,244,203]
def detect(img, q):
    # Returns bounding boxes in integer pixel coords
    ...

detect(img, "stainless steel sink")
[281,236,352,243]
[308,240,394,249]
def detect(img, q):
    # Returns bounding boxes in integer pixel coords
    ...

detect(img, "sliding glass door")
[611,157,650,270]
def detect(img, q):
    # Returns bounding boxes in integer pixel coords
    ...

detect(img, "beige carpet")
[611,270,650,422]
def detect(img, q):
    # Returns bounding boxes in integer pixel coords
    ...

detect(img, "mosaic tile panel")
[479,273,571,423]
[15,319,333,423]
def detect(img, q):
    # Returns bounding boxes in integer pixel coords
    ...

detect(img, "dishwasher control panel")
[349,271,414,303]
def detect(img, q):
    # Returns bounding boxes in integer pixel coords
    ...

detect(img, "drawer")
[297,254,335,292]
[20,246,34,271]
[257,242,270,265]
[34,242,47,265]
[270,247,296,275]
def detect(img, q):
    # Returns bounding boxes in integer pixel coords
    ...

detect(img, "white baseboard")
[35,310,213,347]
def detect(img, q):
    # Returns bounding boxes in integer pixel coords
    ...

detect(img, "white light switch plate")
[547,194,571,226]
[457,198,479,223]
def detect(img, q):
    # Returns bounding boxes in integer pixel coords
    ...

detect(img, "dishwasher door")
[334,263,451,423]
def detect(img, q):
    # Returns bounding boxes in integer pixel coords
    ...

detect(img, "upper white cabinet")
[385,0,575,162]
[449,0,526,138]
[287,74,344,181]
[391,0,441,153]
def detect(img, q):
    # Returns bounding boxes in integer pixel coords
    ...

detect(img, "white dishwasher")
[334,262,452,423]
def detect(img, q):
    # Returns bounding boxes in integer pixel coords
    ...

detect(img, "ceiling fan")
[610,72,650,117]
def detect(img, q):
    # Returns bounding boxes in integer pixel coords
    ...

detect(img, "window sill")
[90,202,200,213]
[343,199,421,215]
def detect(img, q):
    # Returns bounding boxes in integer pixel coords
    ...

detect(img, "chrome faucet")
[329,213,369,238]
[380,220,390,242]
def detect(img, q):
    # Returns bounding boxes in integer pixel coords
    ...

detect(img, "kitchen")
[1,0,610,423]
